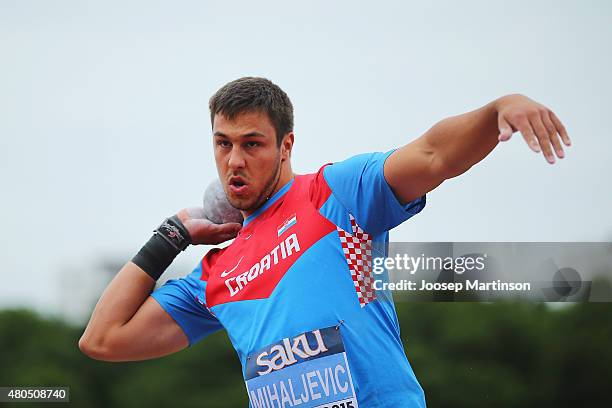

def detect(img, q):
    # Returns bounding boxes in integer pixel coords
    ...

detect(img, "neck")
[270,162,294,198]
[241,162,294,219]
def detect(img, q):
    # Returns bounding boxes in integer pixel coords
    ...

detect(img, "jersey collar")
[242,179,294,227]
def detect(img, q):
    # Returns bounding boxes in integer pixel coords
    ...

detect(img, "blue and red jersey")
[151,150,427,407]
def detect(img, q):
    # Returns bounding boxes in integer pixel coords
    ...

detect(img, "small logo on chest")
[220,256,244,277]
[277,214,297,236]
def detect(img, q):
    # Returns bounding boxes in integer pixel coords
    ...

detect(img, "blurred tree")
[1,302,610,407]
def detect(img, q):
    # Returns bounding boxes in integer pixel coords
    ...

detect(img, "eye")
[216,140,231,148]
[246,141,260,148]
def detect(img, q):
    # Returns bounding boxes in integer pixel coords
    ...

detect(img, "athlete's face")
[213,111,287,214]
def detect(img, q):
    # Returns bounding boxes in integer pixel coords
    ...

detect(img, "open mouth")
[229,176,249,195]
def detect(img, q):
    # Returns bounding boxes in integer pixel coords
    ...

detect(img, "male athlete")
[79,77,570,407]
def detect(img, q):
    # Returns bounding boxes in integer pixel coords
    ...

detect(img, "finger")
[529,112,556,164]
[195,224,241,244]
[549,111,571,146]
[209,222,242,234]
[541,111,565,159]
[514,116,541,153]
[189,220,232,237]
[222,222,243,233]
[497,115,513,142]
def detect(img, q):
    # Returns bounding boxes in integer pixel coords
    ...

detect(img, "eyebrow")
[214,131,267,138]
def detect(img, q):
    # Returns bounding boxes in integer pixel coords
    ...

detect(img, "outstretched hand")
[177,207,242,245]
[496,94,571,164]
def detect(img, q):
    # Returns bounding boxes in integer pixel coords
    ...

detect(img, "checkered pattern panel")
[337,214,376,307]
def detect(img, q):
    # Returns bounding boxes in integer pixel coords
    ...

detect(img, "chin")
[234,193,270,213]
[227,196,255,212]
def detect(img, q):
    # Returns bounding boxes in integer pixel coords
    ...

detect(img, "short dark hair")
[209,77,294,146]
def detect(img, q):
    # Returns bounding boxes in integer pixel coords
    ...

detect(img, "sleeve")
[150,260,223,347]
[322,149,426,235]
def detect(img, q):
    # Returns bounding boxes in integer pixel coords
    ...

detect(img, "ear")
[280,133,294,161]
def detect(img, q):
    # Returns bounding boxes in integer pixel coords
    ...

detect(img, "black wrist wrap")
[131,215,192,281]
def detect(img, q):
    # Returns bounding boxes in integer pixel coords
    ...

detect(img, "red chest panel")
[204,172,335,308]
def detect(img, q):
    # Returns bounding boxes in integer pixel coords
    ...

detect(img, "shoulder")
[323,150,394,182]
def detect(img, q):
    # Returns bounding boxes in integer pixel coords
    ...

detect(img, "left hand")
[495,94,571,164]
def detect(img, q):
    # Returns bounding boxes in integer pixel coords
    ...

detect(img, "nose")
[227,146,246,171]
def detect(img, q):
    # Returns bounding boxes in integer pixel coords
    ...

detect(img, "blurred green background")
[1,302,611,407]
